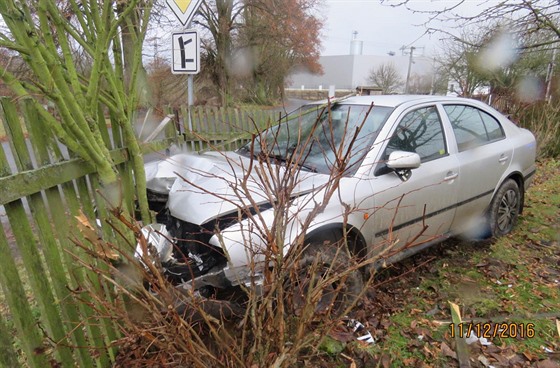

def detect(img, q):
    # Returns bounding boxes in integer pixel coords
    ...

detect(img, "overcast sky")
[151,0,502,61]
[320,0,498,57]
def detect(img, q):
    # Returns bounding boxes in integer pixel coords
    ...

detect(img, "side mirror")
[386,151,421,181]
[386,151,421,170]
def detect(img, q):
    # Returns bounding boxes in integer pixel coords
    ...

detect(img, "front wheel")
[287,236,364,317]
[488,179,522,237]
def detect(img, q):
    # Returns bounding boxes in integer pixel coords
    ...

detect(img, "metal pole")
[185,20,195,150]
[405,46,415,94]
[545,48,557,104]
[430,58,436,95]
[187,75,194,131]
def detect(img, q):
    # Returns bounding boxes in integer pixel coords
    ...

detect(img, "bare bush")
[512,101,560,158]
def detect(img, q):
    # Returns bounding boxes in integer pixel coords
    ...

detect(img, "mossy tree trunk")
[0,0,153,222]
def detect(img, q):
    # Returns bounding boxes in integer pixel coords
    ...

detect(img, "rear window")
[443,105,505,151]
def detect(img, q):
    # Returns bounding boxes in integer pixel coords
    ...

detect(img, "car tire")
[488,179,522,237]
[288,234,364,317]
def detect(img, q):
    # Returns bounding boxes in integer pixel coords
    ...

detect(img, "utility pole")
[429,57,436,95]
[404,46,415,94]
[545,48,557,103]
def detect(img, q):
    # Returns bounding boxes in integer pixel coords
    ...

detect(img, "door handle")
[498,154,509,163]
[444,172,458,181]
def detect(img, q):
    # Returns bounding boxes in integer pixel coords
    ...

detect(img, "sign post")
[166,0,203,147]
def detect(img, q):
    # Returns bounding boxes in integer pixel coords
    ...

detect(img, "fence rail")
[177,105,280,151]
[0,102,274,367]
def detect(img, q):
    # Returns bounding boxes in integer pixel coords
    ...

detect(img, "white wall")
[288,54,434,92]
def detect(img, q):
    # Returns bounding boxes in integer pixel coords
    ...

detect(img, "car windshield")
[239,103,394,175]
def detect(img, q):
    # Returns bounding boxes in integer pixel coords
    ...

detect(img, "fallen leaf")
[75,210,120,261]
[523,351,538,361]
[489,352,509,366]
[75,211,101,244]
[478,354,491,367]
[448,302,461,324]
[535,359,560,368]
[328,330,354,343]
[380,353,391,368]
[441,342,456,359]
[402,357,417,366]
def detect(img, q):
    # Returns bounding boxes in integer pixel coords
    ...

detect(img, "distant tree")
[367,63,403,94]
[197,0,244,106]
[196,0,323,105]
[383,0,560,50]
[241,0,323,103]
[436,32,490,97]
[146,57,188,110]
[436,25,555,100]
[384,0,560,99]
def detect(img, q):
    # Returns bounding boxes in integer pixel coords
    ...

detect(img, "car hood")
[166,151,328,225]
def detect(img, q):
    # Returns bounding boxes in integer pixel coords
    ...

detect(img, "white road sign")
[166,0,203,26]
[172,30,200,74]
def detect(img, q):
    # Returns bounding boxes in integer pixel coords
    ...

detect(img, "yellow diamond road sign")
[166,0,203,26]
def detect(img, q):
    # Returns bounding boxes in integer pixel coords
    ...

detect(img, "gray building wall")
[288,54,433,92]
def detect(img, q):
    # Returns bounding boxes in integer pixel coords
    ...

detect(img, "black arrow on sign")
[178,36,194,69]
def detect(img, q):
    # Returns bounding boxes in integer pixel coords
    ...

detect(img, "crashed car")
[141,95,536,296]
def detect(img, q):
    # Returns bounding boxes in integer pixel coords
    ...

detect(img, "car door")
[440,104,513,235]
[368,105,460,263]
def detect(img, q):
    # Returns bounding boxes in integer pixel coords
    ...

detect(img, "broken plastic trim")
[136,223,174,263]
[347,319,375,344]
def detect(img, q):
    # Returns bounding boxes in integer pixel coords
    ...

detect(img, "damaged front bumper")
[136,223,264,293]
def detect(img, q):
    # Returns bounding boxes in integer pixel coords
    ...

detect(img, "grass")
[0,121,9,142]
[354,158,560,367]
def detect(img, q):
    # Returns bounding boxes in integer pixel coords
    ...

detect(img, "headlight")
[135,223,174,263]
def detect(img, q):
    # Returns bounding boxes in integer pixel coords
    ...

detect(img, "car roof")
[311,94,475,108]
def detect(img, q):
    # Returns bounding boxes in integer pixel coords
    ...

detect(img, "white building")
[287,36,434,93]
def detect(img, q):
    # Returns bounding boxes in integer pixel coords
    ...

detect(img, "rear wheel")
[488,179,521,237]
[288,234,364,317]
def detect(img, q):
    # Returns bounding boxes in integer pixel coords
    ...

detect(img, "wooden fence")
[178,105,282,151]
[0,100,277,367]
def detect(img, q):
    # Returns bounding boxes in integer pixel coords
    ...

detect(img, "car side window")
[443,104,505,152]
[384,106,447,162]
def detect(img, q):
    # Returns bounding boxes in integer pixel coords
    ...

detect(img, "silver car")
[142,95,536,294]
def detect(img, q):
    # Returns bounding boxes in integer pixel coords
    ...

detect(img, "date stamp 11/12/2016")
[449,322,535,339]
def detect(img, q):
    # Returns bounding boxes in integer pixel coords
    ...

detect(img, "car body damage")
[140,95,537,297]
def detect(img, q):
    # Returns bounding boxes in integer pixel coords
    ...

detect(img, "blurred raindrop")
[517,75,543,103]
[227,47,256,78]
[476,30,519,72]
